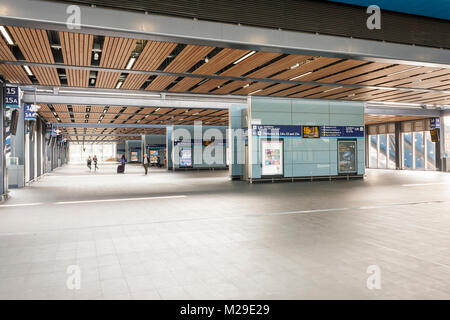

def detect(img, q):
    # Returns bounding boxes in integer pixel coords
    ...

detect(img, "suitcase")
[117,164,125,173]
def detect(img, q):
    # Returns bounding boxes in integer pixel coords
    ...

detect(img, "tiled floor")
[0,164,450,299]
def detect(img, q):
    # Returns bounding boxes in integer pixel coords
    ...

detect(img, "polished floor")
[0,163,450,300]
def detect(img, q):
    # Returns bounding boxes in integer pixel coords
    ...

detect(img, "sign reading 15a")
[4,85,20,108]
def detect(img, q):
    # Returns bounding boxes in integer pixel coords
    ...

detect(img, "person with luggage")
[118,154,127,173]
[143,154,150,175]
[87,156,92,171]
[93,155,98,171]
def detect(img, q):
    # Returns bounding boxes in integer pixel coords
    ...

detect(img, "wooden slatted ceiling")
[214,54,312,94]
[169,48,249,92]
[0,36,32,84]
[262,59,368,97]
[72,105,87,113]
[146,45,215,91]
[59,31,93,87]
[122,40,178,90]
[191,51,282,93]
[246,57,341,96]
[8,27,60,85]
[96,36,136,88]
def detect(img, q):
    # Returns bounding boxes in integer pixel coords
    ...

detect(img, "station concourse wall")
[248,96,365,180]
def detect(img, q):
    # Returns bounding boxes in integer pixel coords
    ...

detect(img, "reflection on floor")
[0,164,449,299]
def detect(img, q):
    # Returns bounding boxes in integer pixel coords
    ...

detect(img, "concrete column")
[166,126,173,170]
[395,122,402,169]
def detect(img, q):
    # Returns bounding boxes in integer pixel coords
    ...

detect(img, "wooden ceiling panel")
[146,44,214,91]
[214,80,251,94]
[0,64,32,84]
[192,51,282,94]
[72,105,87,113]
[169,48,249,92]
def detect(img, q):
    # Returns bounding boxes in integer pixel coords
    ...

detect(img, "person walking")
[143,154,150,175]
[87,156,92,171]
[93,155,98,171]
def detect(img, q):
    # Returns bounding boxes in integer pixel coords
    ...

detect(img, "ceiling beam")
[63,134,146,137]
[7,60,450,95]
[1,0,449,68]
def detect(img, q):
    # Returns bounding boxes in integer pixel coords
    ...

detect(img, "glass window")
[388,133,396,169]
[369,135,378,168]
[425,131,436,170]
[414,132,425,169]
[378,134,387,169]
[403,133,413,169]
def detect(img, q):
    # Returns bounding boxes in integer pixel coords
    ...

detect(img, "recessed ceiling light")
[249,89,263,95]
[233,51,256,64]
[0,26,14,45]
[116,81,123,89]
[290,63,300,69]
[125,57,136,70]
[323,86,343,93]
[24,65,33,76]
[243,84,250,88]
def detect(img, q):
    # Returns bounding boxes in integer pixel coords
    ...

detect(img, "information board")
[321,126,364,138]
[252,125,302,137]
[302,126,320,138]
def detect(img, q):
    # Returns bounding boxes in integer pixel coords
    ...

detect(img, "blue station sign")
[4,85,20,109]
[24,104,38,121]
[251,125,302,137]
[321,126,365,138]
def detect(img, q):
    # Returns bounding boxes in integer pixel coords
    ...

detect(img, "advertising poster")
[338,140,357,174]
[179,147,192,167]
[131,152,138,162]
[261,140,283,176]
[149,150,159,164]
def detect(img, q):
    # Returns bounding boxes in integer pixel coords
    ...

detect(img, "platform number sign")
[4,85,20,109]
[25,104,39,121]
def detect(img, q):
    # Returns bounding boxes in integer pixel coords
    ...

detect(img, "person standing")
[93,155,98,171]
[87,156,92,171]
[143,154,150,175]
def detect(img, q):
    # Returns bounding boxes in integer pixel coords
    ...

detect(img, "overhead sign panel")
[321,126,365,138]
[252,125,302,137]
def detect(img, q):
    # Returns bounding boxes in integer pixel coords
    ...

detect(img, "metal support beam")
[7,60,450,94]
[0,0,449,68]
[63,133,144,137]
[364,106,442,117]
[54,123,166,129]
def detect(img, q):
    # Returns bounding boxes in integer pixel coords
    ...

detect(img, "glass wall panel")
[403,133,413,169]
[378,134,387,169]
[369,135,378,168]
[425,131,436,170]
[388,133,396,169]
[69,144,116,163]
[414,132,425,169]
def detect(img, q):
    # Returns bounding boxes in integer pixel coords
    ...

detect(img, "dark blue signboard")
[430,118,441,129]
[24,104,37,121]
[4,85,20,108]
[321,126,365,138]
[251,125,302,137]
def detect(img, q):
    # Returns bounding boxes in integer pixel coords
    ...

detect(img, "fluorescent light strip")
[323,86,343,93]
[24,65,33,76]
[249,89,263,95]
[389,66,421,76]
[233,51,256,64]
[289,71,312,81]
[125,57,136,70]
[0,26,14,45]
[116,82,123,89]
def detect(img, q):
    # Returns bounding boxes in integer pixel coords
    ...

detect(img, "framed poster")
[149,150,159,164]
[261,139,283,176]
[337,140,357,174]
[179,147,192,167]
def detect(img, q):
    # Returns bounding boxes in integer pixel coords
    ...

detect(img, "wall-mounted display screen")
[179,147,192,167]
[302,126,320,138]
[338,140,357,174]
[261,140,283,176]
